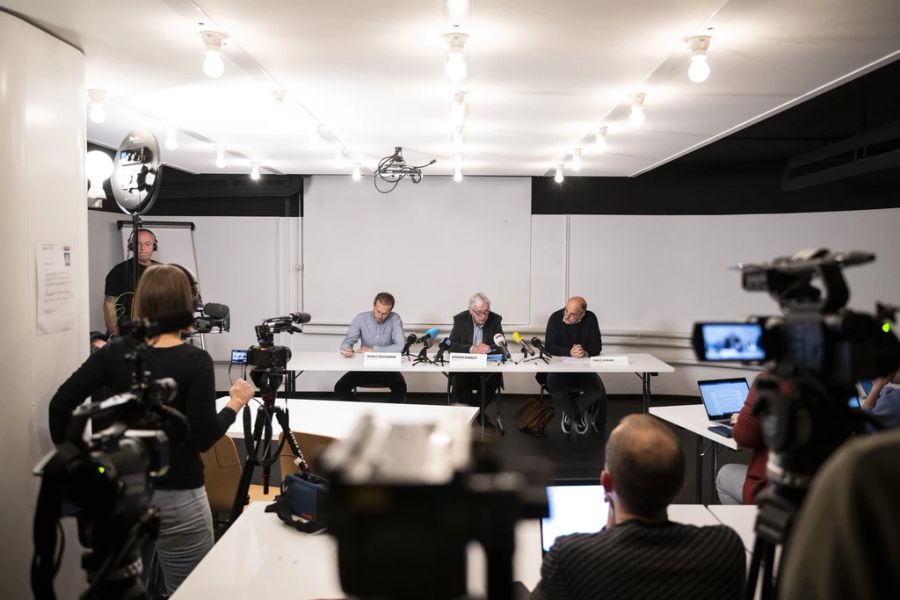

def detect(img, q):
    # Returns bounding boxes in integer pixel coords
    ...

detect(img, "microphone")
[512,332,535,356]
[416,327,440,343]
[203,303,229,319]
[290,312,312,324]
[493,333,512,360]
[433,337,452,362]
[531,337,551,357]
[400,333,417,355]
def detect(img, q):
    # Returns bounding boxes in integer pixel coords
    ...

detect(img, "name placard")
[591,355,630,367]
[450,353,487,368]
[363,352,402,368]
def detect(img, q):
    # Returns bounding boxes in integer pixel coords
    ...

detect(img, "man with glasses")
[449,292,505,429]
[103,228,160,335]
[335,292,407,402]
[544,296,606,435]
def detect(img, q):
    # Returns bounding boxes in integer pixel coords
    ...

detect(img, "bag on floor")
[515,397,555,437]
[266,471,328,533]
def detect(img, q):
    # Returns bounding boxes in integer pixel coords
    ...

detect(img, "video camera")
[245,312,310,372]
[193,302,230,334]
[32,312,191,600]
[322,414,547,600]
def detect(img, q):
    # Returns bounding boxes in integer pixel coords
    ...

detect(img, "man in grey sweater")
[334,292,407,402]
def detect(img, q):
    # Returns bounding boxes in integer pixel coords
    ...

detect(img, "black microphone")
[433,337,452,361]
[400,333,417,355]
[493,333,512,360]
[290,312,312,324]
[203,302,230,319]
[531,337,552,357]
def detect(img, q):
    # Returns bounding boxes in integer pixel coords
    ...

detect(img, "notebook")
[698,378,750,433]
[540,479,608,554]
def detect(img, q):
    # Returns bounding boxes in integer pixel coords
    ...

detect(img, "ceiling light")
[446,0,470,28]
[215,146,226,169]
[444,33,469,83]
[85,150,114,204]
[450,91,467,128]
[595,126,608,152]
[200,31,226,78]
[629,93,646,128]
[250,162,261,181]
[451,126,465,153]
[164,126,178,151]
[453,153,463,169]
[686,35,712,83]
[554,165,564,184]
[352,164,362,181]
[454,167,463,183]
[87,89,106,124]
[570,148,583,171]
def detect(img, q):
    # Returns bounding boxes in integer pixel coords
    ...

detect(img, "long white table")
[173,502,727,599]
[649,404,740,503]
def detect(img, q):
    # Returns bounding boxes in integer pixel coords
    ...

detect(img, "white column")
[0,11,88,599]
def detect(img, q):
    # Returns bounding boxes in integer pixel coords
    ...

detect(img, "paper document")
[36,242,75,335]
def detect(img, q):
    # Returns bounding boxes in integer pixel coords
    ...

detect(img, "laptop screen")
[698,378,750,420]
[540,481,608,553]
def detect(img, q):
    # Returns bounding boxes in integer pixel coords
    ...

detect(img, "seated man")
[862,363,900,429]
[532,414,746,600]
[448,292,503,424]
[334,292,407,402]
[544,296,606,435]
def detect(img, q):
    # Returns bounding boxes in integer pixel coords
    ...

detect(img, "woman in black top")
[49,264,253,594]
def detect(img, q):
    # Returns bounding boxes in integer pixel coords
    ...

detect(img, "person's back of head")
[605,414,685,519]
[132,264,194,333]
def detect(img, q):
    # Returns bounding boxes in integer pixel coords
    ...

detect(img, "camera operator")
[49,264,254,595]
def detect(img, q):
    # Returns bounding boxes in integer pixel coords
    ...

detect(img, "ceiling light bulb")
[250,162,261,181]
[453,167,463,183]
[688,54,710,83]
[629,93,646,128]
[85,150,114,200]
[446,0,470,26]
[352,164,362,181]
[87,89,106,124]
[571,148,583,171]
[595,127,608,152]
[164,126,178,151]
[200,31,227,78]
[443,33,469,83]
[215,146,226,169]
[450,92,467,128]
[554,165,564,184]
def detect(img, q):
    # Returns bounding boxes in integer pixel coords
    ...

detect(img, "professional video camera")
[323,414,548,600]
[32,312,191,600]
[193,301,230,334]
[691,248,899,599]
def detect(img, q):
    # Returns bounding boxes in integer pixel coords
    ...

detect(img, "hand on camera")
[228,378,254,411]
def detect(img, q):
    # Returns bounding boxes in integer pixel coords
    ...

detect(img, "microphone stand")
[524,347,550,364]
[432,345,449,366]
[412,341,433,366]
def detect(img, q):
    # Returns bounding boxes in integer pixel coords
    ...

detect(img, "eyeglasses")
[471,307,490,317]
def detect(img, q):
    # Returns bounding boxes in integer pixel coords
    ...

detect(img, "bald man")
[531,415,746,600]
[544,296,606,435]
[104,228,160,334]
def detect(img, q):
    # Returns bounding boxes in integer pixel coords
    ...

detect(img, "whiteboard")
[303,176,533,325]
[568,210,900,333]
[118,221,199,283]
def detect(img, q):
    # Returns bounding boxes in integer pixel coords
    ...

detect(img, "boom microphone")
[203,303,230,319]
[512,332,535,356]
[416,327,440,343]
[289,312,312,324]
[493,333,512,360]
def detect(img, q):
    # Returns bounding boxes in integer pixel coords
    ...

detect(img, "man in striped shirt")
[531,415,746,599]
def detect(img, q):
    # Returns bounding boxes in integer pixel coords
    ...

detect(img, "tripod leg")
[228,406,267,524]
[273,407,309,472]
[761,544,776,600]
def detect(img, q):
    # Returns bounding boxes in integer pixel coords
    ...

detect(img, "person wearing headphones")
[50,264,254,595]
[104,228,160,335]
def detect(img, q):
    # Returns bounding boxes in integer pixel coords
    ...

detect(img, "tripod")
[412,342,433,366]
[523,348,550,364]
[227,366,310,525]
[744,486,803,600]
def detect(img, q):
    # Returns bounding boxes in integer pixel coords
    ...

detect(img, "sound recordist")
[103,228,161,335]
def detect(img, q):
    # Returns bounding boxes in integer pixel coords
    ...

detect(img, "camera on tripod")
[32,312,192,600]
[245,312,310,371]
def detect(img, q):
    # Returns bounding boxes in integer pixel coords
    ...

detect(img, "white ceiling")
[4,0,900,177]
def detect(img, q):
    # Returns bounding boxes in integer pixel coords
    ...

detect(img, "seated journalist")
[543,296,606,435]
[716,375,769,505]
[448,292,504,427]
[335,292,407,402]
[532,414,746,600]
[862,362,900,429]
[49,264,254,595]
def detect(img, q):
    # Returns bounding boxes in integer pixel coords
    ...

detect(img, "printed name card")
[450,353,487,367]
[363,352,401,367]
[591,355,630,367]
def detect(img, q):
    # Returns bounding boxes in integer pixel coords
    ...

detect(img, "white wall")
[0,11,88,598]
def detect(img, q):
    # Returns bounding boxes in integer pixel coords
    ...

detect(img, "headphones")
[127,228,158,253]
[171,263,202,310]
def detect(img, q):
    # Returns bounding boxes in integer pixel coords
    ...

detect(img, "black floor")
[242,392,750,505]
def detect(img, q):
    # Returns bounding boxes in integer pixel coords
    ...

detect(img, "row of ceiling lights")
[445,0,471,183]
[554,33,713,183]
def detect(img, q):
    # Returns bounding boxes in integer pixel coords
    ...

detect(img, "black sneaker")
[574,413,589,435]
[560,411,572,434]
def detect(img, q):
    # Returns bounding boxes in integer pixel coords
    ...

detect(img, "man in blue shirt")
[334,292,407,402]
[863,363,900,430]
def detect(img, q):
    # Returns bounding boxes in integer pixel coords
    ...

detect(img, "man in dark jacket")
[449,292,504,428]
[544,296,606,435]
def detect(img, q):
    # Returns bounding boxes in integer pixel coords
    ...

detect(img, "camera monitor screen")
[231,349,247,364]
[540,480,608,553]
[695,323,765,361]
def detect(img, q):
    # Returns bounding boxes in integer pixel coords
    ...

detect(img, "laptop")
[540,479,608,554]
[698,377,750,437]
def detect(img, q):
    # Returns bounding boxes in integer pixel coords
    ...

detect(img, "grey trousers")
[150,487,215,595]
[716,463,748,505]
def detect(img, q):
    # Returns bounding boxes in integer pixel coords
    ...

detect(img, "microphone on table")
[433,337,452,362]
[531,337,551,357]
[400,333,417,355]
[416,327,440,344]
[512,332,535,357]
[493,333,512,361]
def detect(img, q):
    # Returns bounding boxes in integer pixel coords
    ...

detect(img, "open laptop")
[698,377,750,437]
[540,479,608,554]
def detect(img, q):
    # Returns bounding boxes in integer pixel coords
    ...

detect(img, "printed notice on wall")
[36,242,75,335]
